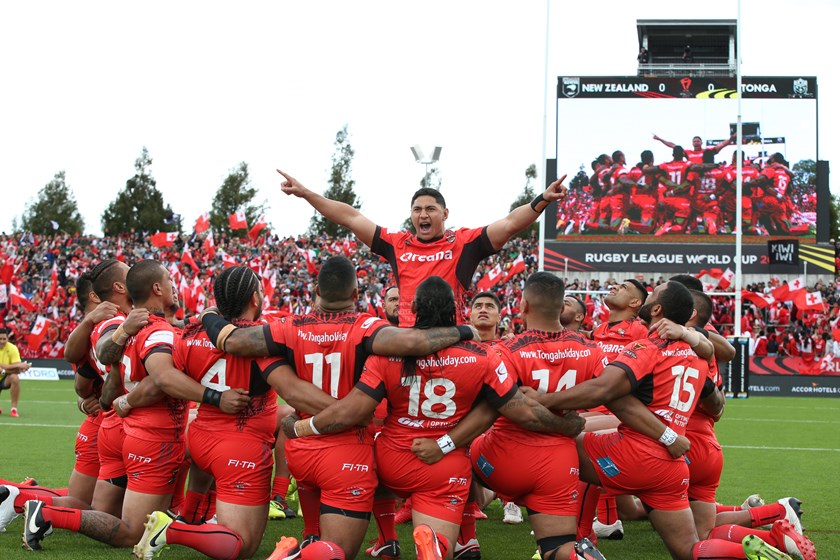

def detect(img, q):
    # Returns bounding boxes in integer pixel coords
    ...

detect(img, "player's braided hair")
[412,276,456,329]
[213,266,260,320]
[402,276,455,380]
[89,259,121,300]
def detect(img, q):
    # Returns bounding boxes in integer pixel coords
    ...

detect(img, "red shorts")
[471,431,579,516]
[74,416,101,478]
[685,432,723,503]
[583,431,689,511]
[97,419,126,481]
[122,435,186,494]
[189,424,274,506]
[286,440,377,513]
[375,439,470,524]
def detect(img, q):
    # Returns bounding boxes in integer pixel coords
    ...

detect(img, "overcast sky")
[1,0,836,237]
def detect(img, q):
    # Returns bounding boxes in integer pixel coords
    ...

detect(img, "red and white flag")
[794,290,825,312]
[150,231,178,248]
[716,268,735,290]
[503,253,526,282]
[203,233,216,260]
[44,263,59,305]
[10,285,35,312]
[249,216,268,240]
[476,264,503,292]
[28,315,55,348]
[220,251,237,268]
[295,245,317,275]
[229,211,248,230]
[741,290,775,309]
[194,212,210,233]
[181,248,199,274]
[771,276,805,302]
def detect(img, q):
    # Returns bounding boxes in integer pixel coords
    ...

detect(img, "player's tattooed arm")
[64,302,118,364]
[266,363,337,416]
[291,387,379,438]
[371,324,476,356]
[524,366,631,412]
[497,389,585,437]
[201,313,271,357]
[606,394,690,458]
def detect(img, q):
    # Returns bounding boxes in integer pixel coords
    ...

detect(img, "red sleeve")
[137,327,176,361]
[479,351,518,408]
[357,355,388,401]
[610,340,656,390]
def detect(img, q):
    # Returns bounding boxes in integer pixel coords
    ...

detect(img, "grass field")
[1,381,838,559]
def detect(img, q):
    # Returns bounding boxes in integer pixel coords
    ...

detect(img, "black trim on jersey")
[694,327,710,339]
[259,359,287,382]
[370,226,396,279]
[699,376,718,399]
[248,361,271,397]
[454,226,495,289]
[262,324,286,358]
[483,383,518,410]
[505,329,594,353]
[142,346,173,366]
[356,380,386,403]
[612,361,654,405]
[100,324,119,337]
[75,360,100,380]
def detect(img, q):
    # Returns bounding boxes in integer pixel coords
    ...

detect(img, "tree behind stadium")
[209,161,266,236]
[508,164,539,239]
[308,125,361,238]
[101,147,178,235]
[19,171,85,235]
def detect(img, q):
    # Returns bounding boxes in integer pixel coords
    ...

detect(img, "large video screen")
[550,76,818,244]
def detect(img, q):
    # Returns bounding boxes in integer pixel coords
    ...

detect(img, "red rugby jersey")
[370,226,496,326]
[175,321,277,439]
[119,315,187,442]
[90,314,126,429]
[358,340,517,448]
[610,335,710,452]
[494,329,608,445]
[264,311,389,447]
[592,318,649,361]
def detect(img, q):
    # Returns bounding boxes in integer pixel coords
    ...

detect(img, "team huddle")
[0,169,820,560]
[555,133,815,238]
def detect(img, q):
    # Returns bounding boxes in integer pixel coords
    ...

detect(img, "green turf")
[1,382,838,559]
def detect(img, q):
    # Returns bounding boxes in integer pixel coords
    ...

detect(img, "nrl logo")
[562,77,580,98]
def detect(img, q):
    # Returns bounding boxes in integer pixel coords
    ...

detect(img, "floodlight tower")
[411,145,442,189]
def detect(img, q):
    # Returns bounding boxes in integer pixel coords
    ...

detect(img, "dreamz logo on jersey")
[398,250,453,263]
[495,361,509,383]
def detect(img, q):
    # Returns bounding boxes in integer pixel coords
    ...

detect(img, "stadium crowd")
[2,231,838,364]
[0,172,827,560]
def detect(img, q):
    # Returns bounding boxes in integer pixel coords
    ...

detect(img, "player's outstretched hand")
[411,438,444,465]
[277,169,309,198]
[543,174,569,203]
[87,301,120,325]
[123,308,150,336]
[667,435,691,458]
[219,388,251,414]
